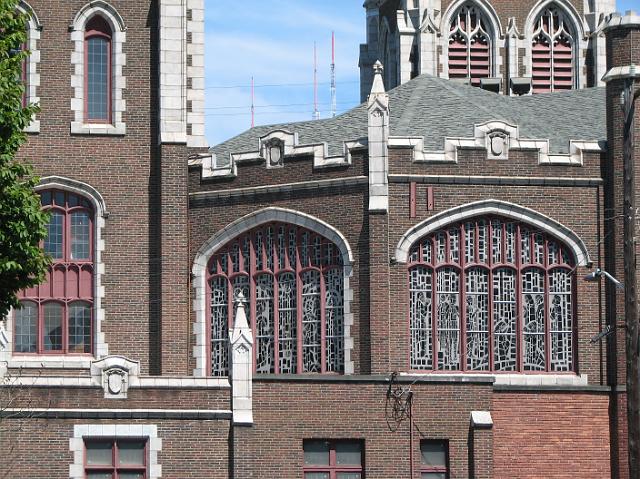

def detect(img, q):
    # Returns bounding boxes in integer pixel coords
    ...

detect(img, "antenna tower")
[330,32,337,118]
[313,42,320,120]
[251,76,255,128]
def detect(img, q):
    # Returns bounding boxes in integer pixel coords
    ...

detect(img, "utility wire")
[205,80,359,89]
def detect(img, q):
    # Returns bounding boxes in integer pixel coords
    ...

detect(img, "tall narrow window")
[85,16,112,123]
[531,7,575,93]
[408,217,575,373]
[448,4,493,85]
[421,440,449,478]
[15,190,94,354]
[207,223,345,376]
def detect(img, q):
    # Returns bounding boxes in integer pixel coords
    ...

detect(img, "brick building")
[0,0,639,478]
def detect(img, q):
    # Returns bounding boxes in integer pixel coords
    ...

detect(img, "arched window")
[15,190,94,354]
[448,4,493,85]
[531,7,575,93]
[84,16,112,123]
[207,222,345,376]
[408,217,575,373]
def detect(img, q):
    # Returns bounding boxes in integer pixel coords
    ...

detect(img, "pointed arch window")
[448,4,493,85]
[15,190,94,354]
[84,16,112,123]
[408,217,575,373]
[531,7,575,93]
[207,223,345,376]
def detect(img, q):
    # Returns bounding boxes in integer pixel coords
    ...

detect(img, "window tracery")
[207,222,345,376]
[409,217,575,373]
[531,6,575,93]
[448,4,493,85]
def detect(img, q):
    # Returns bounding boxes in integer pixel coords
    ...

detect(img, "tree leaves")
[0,0,50,319]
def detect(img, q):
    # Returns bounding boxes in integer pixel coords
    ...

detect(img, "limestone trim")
[186,0,207,147]
[602,65,640,82]
[394,199,592,266]
[70,1,127,136]
[0,177,109,373]
[70,424,161,479]
[388,119,604,165]
[3,375,229,388]
[196,130,366,180]
[439,0,504,80]
[18,1,41,133]
[522,0,589,89]
[192,207,355,377]
[601,10,640,32]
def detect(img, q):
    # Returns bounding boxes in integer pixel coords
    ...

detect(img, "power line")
[205,80,359,90]
[203,100,359,111]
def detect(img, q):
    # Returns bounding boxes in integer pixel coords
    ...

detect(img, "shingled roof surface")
[211,74,606,164]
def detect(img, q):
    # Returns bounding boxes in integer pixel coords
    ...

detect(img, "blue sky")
[205,0,638,146]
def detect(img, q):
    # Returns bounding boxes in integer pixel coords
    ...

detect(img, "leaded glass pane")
[230,242,240,273]
[534,233,545,265]
[422,239,432,264]
[255,231,263,271]
[15,301,37,353]
[410,266,433,369]
[436,232,446,264]
[493,268,517,371]
[523,268,546,371]
[277,226,286,270]
[491,219,502,264]
[87,36,110,121]
[477,220,488,263]
[71,212,91,260]
[210,276,228,376]
[409,245,419,263]
[43,303,62,351]
[505,223,516,264]
[324,268,344,372]
[465,268,489,371]
[313,236,322,267]
[449,228,460,263]
[301,270,322,372]
[45,211,64,259]
[436,268,460,370]
[69,302,91,353]
[266,226,274,271]
[521,228,531,264]
[255,274,275,373]
[549,269,572,371]
[301,232,310,267]
[465,222,475,263]
[278,272,297,373]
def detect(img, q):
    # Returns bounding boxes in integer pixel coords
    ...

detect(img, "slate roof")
[211,74,606,164]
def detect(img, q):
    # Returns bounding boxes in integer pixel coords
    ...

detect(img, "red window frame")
[407,216,577,373]
[420,440,449,478]
[207,222,345,376]
[84,15,112,124]
[303,440,364,479]
[84,438,148,479]
[15,190,94,355]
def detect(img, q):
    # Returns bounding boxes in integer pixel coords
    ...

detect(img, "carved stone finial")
[373,60,384,75]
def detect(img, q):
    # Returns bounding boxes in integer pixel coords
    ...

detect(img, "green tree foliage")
[0,0,49,319]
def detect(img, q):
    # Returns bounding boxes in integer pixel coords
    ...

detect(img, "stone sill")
[70,122,126,136]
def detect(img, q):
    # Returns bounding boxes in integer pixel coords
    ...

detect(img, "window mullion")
[250,231,257,373]
[544,238,551,371]
[515,224,523,371]
[460,223,467,372]
[296,229,304,374]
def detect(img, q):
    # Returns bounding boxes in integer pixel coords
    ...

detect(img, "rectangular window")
[85,438,147,478]
[420,440,449,479]
[303,440,363,479]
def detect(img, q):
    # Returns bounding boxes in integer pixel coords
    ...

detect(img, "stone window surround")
[18,0,41,133]
[192,207,355,377]
[70,424,161,479]
[0,176,109,370]
[395,199,591,267]
[70,1,126,136]
[439,0,504,82]
[522,0,588,90]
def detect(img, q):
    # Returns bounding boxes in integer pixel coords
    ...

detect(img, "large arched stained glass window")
[448,4,493,86]
[16,190,94,354]
[531,7,576,93]
[208,223,345,376]
[408,217,575,373]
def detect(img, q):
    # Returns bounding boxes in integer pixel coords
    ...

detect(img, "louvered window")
[448,5,492,85]
[531,7,575,93]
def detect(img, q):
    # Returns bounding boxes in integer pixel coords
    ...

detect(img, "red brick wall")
[493,392,611,478]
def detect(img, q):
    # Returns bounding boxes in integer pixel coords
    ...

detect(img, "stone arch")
[395,199,591,266]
